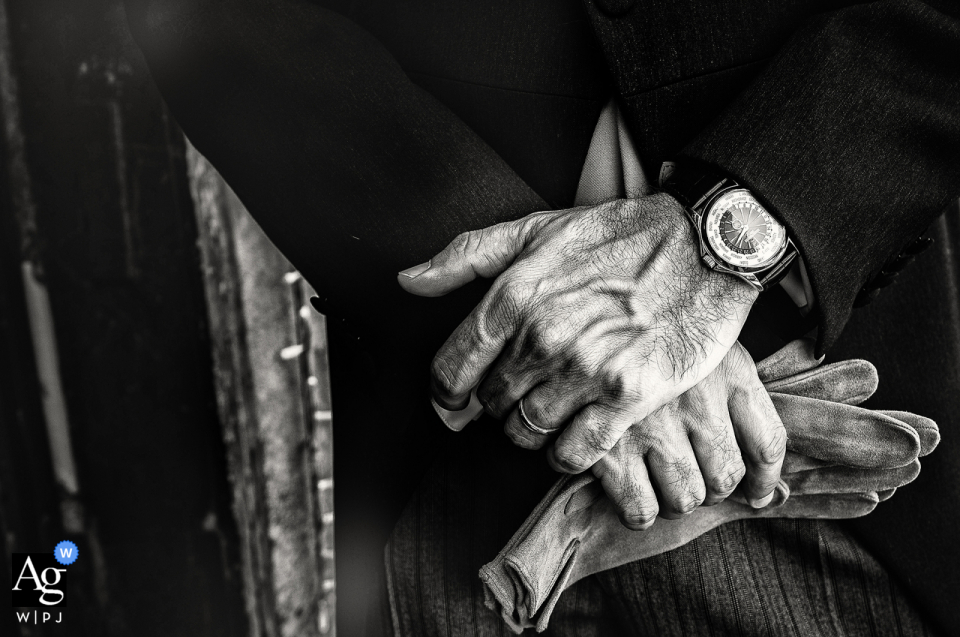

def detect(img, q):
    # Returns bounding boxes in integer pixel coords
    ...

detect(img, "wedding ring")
[518,397,554,436]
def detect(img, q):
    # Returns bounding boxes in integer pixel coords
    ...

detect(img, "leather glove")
[478,339,939,634]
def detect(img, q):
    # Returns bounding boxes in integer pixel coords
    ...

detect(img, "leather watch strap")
[660,163,732,211]
[757,243,798,289]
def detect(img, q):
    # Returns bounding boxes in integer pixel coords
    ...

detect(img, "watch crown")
[703,254,718,268]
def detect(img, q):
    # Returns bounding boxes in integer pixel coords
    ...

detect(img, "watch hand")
[735,227,749,247]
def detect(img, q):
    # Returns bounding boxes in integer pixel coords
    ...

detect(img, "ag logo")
[11,553,68,607]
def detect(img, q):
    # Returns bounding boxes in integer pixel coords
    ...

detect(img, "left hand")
[399,194,758,475]
[478,338,940,634]
[590,342,785,528]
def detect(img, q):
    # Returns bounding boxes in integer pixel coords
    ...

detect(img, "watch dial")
[704,189,786,270]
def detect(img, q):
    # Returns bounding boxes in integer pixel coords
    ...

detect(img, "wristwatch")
[660,161,798,292]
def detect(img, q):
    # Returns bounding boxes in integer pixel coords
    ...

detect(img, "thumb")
[397,216,541,297]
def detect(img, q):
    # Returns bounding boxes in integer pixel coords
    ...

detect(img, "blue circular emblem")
[54,540,79,565]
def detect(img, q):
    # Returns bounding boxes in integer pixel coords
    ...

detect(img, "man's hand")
[591,343,785,529]
[399,194,759,480]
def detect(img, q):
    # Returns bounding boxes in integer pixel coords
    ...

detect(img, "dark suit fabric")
[121,0,960,634]
[584,0,960,352]
[830,205,960,635]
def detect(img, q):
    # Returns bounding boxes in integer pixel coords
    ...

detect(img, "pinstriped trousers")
[382,428,938,637]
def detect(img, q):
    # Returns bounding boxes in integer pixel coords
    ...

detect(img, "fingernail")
[749,492,775,509]
[399,261,431,279]
[620,514,653,531]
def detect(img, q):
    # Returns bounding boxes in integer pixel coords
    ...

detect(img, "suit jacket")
[581,0,960,630]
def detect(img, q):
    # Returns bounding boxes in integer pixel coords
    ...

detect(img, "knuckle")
[755,422,787,467]
[662,480,705,516]
[621,503,659,530]
[525,399,561,430]
[707,461,745,496]
[504,423,539,450]
[528,322,569,359]
[581,417,621,456]
[496,278,531,312]
[449,231,474,256]
[553,441,593,473]
[430,355,467,398]
[670,493,703,516]
[598,365,642,403]
[475,389,508,420]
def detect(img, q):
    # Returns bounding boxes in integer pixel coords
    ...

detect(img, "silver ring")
[518,397,554,436]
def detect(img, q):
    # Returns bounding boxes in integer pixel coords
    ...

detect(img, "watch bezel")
[699,187,789,275]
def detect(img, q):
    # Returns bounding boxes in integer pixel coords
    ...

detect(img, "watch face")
[703,189,786,271]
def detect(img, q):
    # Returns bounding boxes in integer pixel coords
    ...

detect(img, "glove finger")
[877,410,940,456]
[765,359,878,405]
[878,488,897,502]
[755,492,879,519]
[783,451,832,473]
[756,338,821,383]
[784,461,920,496]
[774,394,920,468]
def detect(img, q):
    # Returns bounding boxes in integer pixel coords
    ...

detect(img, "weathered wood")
[187,143,336,637]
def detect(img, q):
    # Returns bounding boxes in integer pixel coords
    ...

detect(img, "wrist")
[656,191,759,302]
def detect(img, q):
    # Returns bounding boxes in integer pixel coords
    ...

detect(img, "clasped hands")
[399,194,886,527]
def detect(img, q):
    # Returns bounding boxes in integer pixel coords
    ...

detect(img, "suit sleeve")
[678,0,960,352]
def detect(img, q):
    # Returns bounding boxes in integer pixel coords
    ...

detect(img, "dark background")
[0,0,248,634]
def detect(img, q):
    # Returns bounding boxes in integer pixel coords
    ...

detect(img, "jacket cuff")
[678,2,960,352]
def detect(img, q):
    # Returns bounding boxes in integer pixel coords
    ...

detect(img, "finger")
[549,402,635,474]
[783,451,832,473]
[686,408,746,506]
[729,377,786,509]
[475,313,587,418]
[775,396,920,468]
[397,216,546,297]
[784,460,921,496]
[591,441,660,530]
[502,380,596,450]
[764,359,878,405]
[645,416,706,518]
[877,410,939,456]
[429,281,520,410]
[756,492,879,520]
[475,345,544,421]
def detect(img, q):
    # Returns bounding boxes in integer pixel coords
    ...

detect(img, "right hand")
[588,342,786,529]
